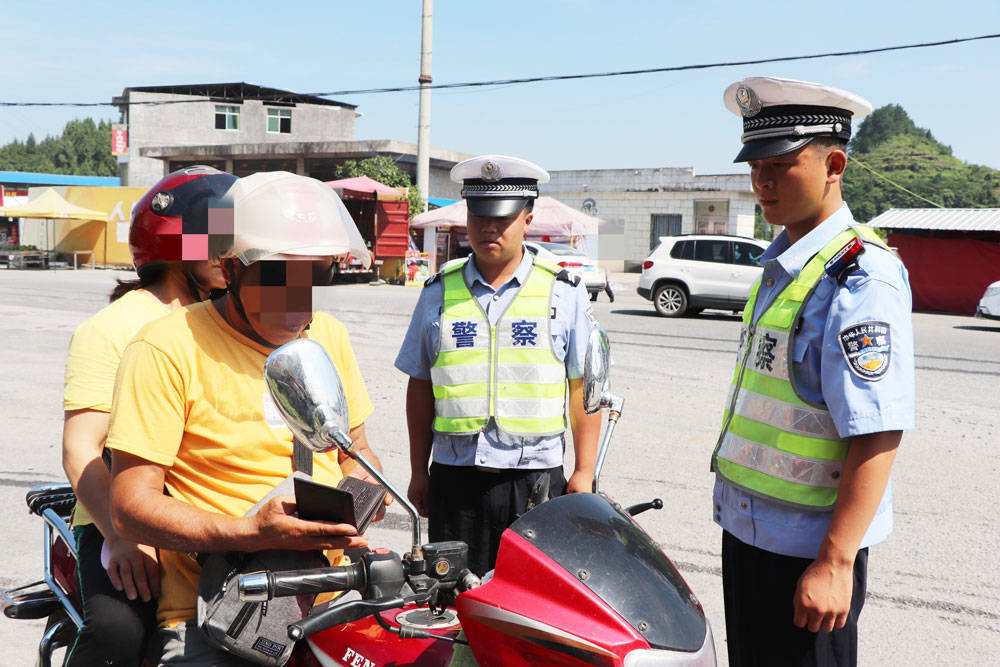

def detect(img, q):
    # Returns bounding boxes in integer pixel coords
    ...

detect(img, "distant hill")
[844,104,1000,222]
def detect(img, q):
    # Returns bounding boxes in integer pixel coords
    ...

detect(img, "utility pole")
[416,0,436,271]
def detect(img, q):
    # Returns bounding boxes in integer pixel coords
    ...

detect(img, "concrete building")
[113,82,471,197]
[542,167,756,271]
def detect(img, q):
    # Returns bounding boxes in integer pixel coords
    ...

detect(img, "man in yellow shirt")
[108,172,381,664]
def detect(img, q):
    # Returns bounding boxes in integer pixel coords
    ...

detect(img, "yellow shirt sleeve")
[63,316,122,413]
[63,290,171,413]
[106,338,187,468]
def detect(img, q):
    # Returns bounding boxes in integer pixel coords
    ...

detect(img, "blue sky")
[2,0,998,176]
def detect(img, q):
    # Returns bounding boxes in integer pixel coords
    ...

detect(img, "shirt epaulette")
[423,271,444,287]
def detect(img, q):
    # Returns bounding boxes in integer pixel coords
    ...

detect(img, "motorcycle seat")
[25,483,77,518]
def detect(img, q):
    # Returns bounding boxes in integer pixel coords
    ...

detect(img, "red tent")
[325,176,405,198]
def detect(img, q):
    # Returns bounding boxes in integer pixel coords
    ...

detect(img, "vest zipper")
[487,321,496,420]
[710,323,755,471]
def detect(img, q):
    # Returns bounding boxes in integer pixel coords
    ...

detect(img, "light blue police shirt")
[714,204,915,559]
[394,248,598,469]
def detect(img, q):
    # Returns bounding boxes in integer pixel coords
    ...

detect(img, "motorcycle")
[3,328,716,665]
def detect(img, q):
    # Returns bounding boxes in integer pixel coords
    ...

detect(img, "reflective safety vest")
[711,225,888,510]
[430,257,567,436]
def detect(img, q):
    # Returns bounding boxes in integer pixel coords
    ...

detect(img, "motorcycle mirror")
[264,339,352,453]
[264,338,424,550]
[583,326,611,414]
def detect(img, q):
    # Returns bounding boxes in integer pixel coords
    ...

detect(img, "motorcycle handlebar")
[238,562,366,602]
[287,596,405,641]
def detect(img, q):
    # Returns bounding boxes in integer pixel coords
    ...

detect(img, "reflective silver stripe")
[735,325,751,363]
[496,364,565,384]
[745,327,790,381]
[435,397,489,419]
[431,363,489,386]
[717,432,843,488]
[733,389,839,439]
[495,397,565,418]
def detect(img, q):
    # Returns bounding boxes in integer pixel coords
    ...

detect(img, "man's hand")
[105,539,160,602]
[565,469,594,494]
[793,557,855,632]
[251,495,368,551]
[792,431,900,633]
[407,469,430,517]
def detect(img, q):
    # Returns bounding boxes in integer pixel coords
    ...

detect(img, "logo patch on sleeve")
[838,321,891,380]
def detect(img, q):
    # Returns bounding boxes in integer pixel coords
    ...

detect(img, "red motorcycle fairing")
[457,530,649,666]
[299,606,464,666]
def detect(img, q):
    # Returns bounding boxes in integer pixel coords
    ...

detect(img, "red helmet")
[129,165,238,270]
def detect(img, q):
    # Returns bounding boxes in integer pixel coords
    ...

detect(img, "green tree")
[333,156,425,218]
[753,205,774,241]
[0,118,117,176]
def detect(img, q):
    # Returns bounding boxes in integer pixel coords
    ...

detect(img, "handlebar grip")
[239,563,366,601]
[625,498,664,517]
[287,596,405,641]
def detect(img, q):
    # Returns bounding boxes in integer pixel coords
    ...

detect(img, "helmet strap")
[183,270,211,302]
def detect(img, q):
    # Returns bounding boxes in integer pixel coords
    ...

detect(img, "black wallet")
[294,475,387,534]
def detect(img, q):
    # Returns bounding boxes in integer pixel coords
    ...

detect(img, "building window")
[215,105,240,130]
[650,213,682,249]
[267,108,292,134]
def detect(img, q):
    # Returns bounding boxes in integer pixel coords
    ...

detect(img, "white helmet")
[222,171,371,267]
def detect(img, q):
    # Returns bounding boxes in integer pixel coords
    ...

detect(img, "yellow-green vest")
[711,225,888,510]
[431,257,567,436]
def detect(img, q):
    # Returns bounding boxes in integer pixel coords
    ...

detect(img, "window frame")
[267,108,292,134]
[214,104,240,131]
[692,239,732,264]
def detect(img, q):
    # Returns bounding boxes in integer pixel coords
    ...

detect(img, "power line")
[1,32,997,108]
[847,155,944,208]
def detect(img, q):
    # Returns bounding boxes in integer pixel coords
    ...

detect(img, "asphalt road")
[0,268,997,665]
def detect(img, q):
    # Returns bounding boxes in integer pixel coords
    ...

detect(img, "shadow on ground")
[953,324,1000,333]
[611,308,742,321]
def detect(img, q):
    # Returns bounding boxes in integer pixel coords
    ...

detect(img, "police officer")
[395,154,602,576]
[711,77,915,666]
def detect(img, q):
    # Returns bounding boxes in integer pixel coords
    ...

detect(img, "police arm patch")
[838,321,891,380]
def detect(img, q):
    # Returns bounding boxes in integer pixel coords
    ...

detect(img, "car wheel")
[653,284,687,317]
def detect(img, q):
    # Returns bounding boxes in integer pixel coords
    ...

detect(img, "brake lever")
[287,596,404,640]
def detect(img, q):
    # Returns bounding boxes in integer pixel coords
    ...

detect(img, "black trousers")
[65,523,158,667]
[428,463,567,577]
[722,530,868,667]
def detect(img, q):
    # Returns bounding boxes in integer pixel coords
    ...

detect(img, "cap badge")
[481,160,503,182]
[150,191,173,214]
[735,86,762,118]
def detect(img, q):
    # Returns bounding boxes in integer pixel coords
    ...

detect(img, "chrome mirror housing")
[583,326,611,414]
[264,339,352,453]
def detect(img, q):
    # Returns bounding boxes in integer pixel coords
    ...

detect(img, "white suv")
[637,234,769,317]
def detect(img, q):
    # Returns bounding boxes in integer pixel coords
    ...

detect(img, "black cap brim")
[733,136,814,163]
[466,197,530,218]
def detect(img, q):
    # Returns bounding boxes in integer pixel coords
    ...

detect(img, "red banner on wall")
[111,124,128,156]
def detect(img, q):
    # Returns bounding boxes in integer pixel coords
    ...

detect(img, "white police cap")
[450,154,550,217]
[723,76,873,163]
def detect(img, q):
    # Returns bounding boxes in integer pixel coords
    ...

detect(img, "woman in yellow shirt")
[61,166,236,666]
